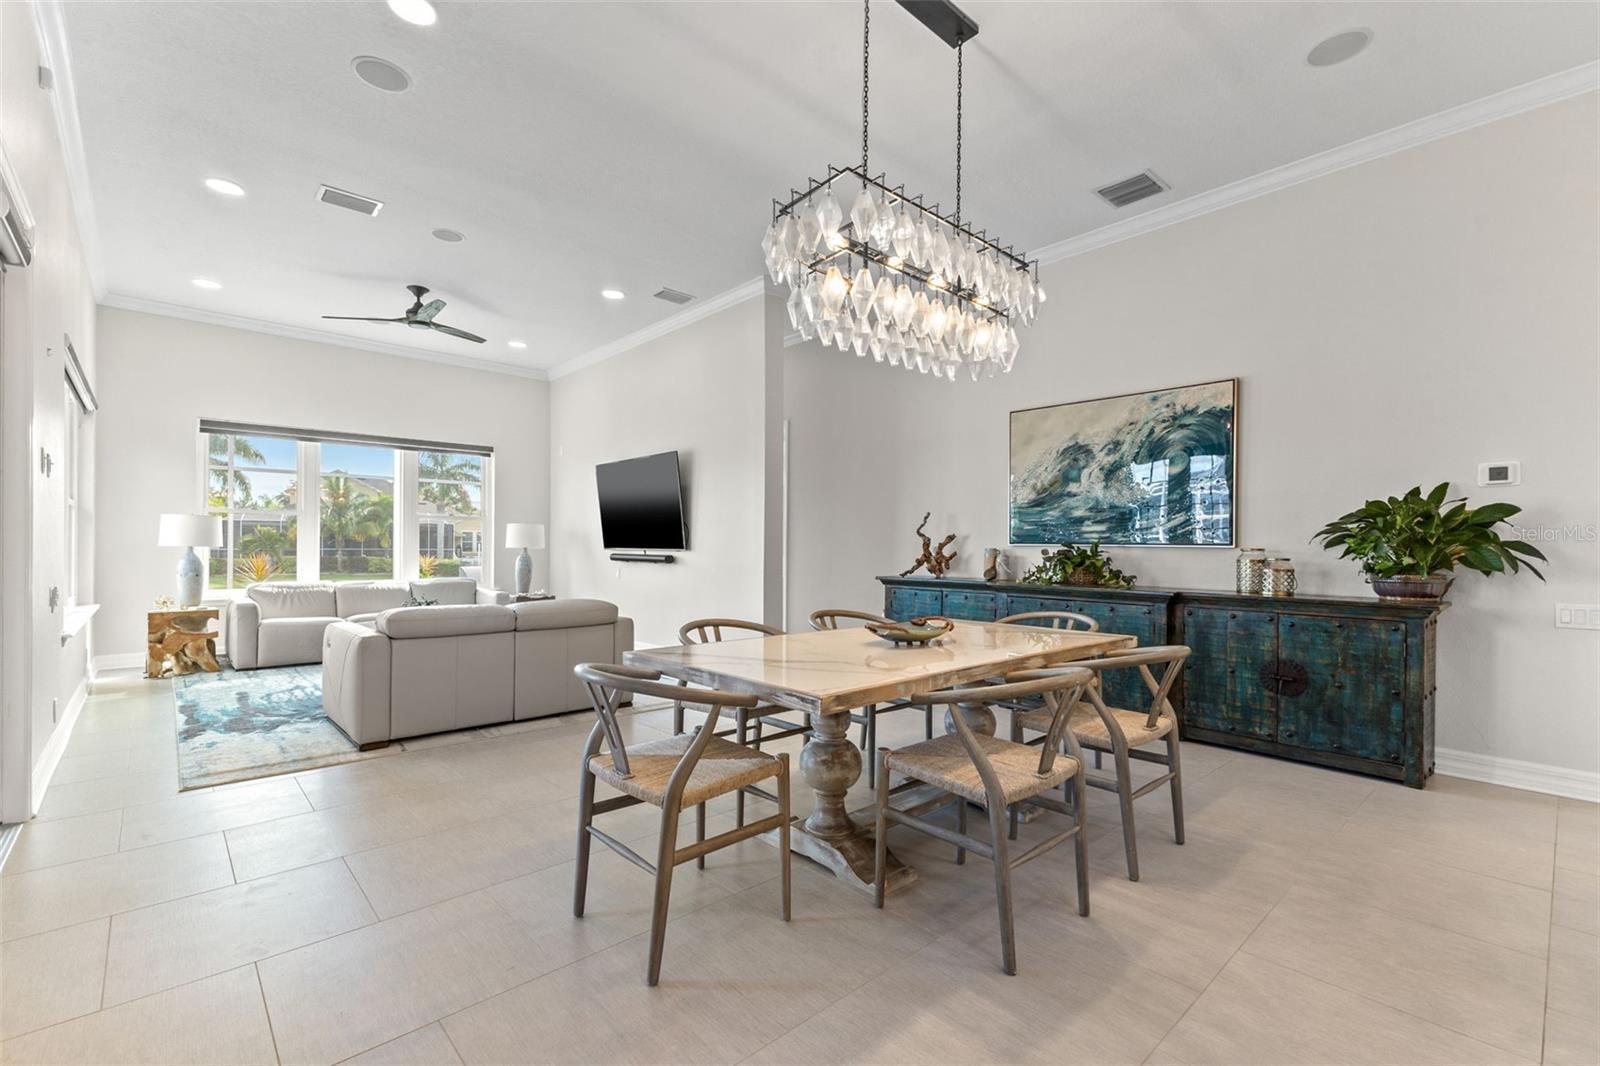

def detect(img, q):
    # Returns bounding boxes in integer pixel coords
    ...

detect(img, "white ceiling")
[60,1,1598,374]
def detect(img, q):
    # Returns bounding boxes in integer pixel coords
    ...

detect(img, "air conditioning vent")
[1095,171,1168,209]
[653,287,695,305]
[317,185,384,216]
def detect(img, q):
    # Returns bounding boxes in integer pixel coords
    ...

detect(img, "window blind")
[198,419,492,456]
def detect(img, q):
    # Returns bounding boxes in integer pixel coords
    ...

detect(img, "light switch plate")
[1555,604,1600,630]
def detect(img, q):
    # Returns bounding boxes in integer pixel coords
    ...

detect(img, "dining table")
[624,619,1136,895]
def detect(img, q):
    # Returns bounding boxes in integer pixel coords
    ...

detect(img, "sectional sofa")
[321,599,634,747]
[226,577,508,670]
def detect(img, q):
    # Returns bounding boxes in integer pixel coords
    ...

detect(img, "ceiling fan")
[322,284,486,343]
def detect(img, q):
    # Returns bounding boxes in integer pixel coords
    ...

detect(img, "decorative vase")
[514,548,533,595]
[176,547,204,607]
[1370,574,1453,601]
[1235,547,1267,594]
[982,548,1001,582]
[1262,559,1297,597]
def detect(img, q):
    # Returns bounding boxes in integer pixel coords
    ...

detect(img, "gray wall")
[548,297,772,650]
[783,93,1600,776]
[92,307,551,661]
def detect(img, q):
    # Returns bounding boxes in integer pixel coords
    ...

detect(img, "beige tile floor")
[0,673,1595,1065]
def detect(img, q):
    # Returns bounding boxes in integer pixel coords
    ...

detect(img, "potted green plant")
[1021,541,1136,589]
[1312,483,1546,600]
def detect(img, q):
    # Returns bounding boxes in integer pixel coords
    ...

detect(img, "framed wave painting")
[1009,379,1237,547]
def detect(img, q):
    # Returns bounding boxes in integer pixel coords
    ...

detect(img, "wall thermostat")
[1478,460,1520,486]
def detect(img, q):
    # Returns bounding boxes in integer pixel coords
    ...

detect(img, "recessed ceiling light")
[1307,29,1373,67]
[191,278,222,290]
[432,228,465,243]
[600,289,626,301]
[386,0,437,26]
[204,177,245,197]
[352,55,411,93]
[507,340,528,349]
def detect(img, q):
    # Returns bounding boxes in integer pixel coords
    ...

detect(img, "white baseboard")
[31,678,88,814]
[1435,748,1599,803]
[92,652,146,676]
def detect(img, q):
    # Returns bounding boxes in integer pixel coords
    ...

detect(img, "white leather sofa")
[321,599,634,747]
[227,577,511,670]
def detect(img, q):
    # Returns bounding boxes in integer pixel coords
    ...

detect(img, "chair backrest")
[995,610,1099,632]
[678,617,783,645]
[574,662,757,781]
[914,668,1095,800]
[1067,646,1190,728]
[809,608,890,631]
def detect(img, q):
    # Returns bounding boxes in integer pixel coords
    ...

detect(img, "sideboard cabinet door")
[1181,606,1278,740]
[942,590,1000,621]
[886,587,942,621]
[1070,600,1162,709]
[1275,615,1406,763]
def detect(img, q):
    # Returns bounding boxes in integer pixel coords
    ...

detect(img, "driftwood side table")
[146,607,221,678]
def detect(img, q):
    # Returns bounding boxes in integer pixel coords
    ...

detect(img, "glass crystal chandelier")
[762,0,1043,382]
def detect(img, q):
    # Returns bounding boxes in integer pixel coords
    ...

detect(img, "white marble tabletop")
[625,621,1135,715]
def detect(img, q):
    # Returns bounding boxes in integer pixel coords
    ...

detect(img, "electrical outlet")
[1555,604,1600,630]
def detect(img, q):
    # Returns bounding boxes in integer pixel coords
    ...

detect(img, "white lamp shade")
[158,513,224,548]
[505,522,546,550]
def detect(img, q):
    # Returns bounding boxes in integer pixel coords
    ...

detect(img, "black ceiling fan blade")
[415,299,447,323]
[321,315,406,323]
[428,322,486,344]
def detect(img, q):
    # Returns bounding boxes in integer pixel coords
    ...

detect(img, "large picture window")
[201,425,492,591]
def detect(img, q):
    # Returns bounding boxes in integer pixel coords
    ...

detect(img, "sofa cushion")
[377,604,515,639]
[409,578,476,606]
[248,583,336,621]
[511,598,619,631]
[336,582,410,619]
[258,616,340,667]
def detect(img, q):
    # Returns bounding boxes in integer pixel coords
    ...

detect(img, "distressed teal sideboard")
[879,576,1441,788]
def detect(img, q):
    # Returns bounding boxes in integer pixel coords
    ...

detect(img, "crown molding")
[100,294,549,381]
[1033,61,1600,266]
[547,277,765,380]
[31,0,105,298]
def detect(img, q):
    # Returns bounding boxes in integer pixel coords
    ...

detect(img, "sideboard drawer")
[886,587,942,621]
[942,590,999,621]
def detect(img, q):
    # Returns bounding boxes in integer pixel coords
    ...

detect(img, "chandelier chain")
[955,36,964,225]
[861,0,871,179]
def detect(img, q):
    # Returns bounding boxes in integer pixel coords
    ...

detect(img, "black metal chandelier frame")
[768,0,1038,324]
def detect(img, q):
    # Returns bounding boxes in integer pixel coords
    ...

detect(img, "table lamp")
[504,522,546,596]
[158,513,224,607]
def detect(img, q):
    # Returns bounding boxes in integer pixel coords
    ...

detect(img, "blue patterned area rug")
[173,665,392,790]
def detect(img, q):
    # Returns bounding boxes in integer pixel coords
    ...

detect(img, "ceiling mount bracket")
[895,0,979,49]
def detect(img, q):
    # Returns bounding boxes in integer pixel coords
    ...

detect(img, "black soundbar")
[609,552,676,564]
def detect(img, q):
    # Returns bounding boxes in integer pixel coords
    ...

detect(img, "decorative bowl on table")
[865,616,955,645]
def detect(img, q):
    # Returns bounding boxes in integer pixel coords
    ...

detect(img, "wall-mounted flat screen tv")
[596,451,688,550]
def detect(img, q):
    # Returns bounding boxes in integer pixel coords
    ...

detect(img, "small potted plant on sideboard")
[1312,483,1546,600]
[1021,541,1137,589]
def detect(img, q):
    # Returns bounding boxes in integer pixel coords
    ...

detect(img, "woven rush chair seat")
[884,733,1081,805]
[590,732,784,808]
[1016,704,1175,749]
